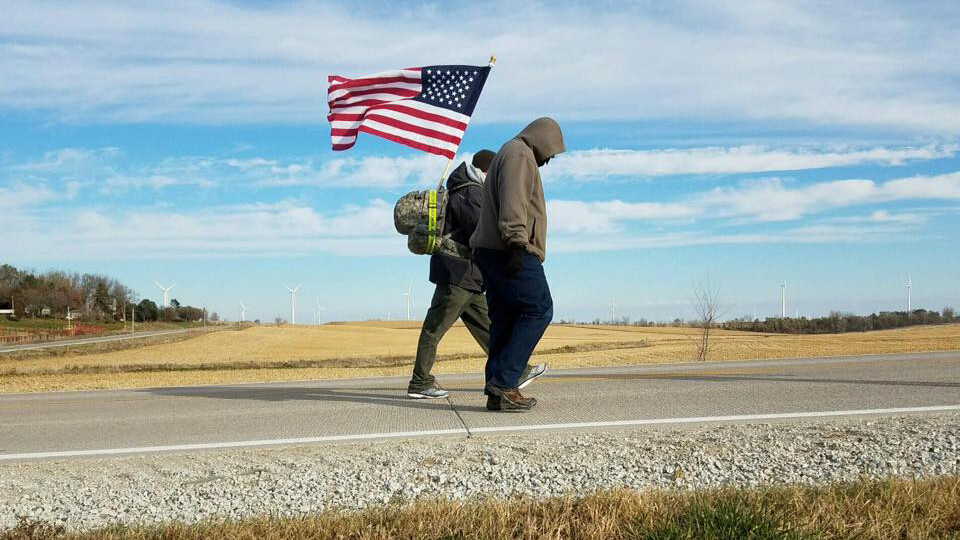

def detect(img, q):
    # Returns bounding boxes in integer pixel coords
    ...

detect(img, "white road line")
[2,404,958,461]
[0,429,468,461]
[471,405,960,433]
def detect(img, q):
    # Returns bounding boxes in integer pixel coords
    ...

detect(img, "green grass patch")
[627,500,815,540]
[0,318,79,331]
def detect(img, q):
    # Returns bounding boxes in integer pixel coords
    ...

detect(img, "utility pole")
[130,305,135,334]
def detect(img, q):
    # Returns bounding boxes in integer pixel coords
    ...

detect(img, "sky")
[2,0,960,324]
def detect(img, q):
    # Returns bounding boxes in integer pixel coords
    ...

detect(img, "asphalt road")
[1,352,958,462]
[0,328,204,354]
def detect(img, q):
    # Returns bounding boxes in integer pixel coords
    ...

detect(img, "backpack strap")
[448,182,474,193]
[425,189,439,254]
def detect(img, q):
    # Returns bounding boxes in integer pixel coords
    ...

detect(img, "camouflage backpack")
[394,184,472,256]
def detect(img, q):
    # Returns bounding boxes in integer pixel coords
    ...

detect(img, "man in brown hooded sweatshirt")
[470,117,566,411]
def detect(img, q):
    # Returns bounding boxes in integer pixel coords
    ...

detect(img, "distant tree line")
[0,263,135,322]
[132,298,208,323]
[722,308,957,334]
[557,307,958,334]
[1,263,207,324]
[557,316,692,327]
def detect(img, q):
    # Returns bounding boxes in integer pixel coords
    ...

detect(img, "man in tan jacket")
[470,117,566,411]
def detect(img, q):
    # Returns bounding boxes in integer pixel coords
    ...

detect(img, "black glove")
[506,246,526,276]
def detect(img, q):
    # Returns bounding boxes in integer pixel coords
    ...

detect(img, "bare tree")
[691,280,723,361]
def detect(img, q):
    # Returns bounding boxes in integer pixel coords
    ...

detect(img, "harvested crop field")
[1,323,958,393]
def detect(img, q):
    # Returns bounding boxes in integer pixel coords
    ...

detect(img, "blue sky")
[2,0,959,323]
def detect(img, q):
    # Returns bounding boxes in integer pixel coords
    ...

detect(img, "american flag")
[327,65,491,159]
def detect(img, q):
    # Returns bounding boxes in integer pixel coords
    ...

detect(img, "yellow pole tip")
[488,55,497,67]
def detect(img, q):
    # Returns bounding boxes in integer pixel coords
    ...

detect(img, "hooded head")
[516,117,565,166]
[471,149,495,173]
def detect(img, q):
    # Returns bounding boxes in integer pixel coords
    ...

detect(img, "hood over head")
[471,149,495,172]
[446,161,483,189]
[516,117,566,165]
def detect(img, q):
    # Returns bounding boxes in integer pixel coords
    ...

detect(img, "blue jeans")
[473,248,553,391]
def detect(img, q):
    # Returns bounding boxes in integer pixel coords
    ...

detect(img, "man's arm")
[496,154,537,248]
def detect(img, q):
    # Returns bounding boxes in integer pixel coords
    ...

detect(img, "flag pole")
[435,55,496,191]
[436,158,454,191]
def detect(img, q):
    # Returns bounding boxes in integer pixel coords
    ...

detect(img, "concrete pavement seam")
[445,395,473,438]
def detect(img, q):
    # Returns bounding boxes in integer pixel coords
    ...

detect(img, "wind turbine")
[315,299,326,325]
[780,281,786,318]
[402,283,413,321]
[155,282,176,308]
[284,283,301,324]
[240,300,250,322]
[907,275,912,312]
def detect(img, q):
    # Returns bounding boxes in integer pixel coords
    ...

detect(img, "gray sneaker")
[407,386,449,399]
[518,363,547,389]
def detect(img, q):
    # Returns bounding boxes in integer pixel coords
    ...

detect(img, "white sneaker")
[407,386,449,399]
[518,363,547,389]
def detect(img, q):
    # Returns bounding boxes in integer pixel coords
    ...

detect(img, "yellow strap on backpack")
[426,190,438,254]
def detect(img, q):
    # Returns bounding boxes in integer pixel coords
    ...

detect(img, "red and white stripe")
[327,68,471,159]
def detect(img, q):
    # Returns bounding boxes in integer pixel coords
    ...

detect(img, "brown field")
[1,322,958,394]
[5,477,960,540]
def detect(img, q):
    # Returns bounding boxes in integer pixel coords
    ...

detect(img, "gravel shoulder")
[2,413,958,532]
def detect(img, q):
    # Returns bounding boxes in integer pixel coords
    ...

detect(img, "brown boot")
[486,386,537,411]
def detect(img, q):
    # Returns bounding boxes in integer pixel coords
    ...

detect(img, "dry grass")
[1,322,958,394]
[0,341,647,375]
[4,477,960,539]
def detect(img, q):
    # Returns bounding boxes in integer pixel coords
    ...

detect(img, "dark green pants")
[408,283,490,392]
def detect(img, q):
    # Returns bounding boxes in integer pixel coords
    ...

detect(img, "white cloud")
[3,147,477,192]
[826,209,931,225]
[551,223,912,254]
[0,182,59,210]
[548,200,698,234]
[6,148,960,259]
[101,175,217,191]
[0,1,958,131]
[9,143,956,200]
[15,148,121,173]
[225,158,277,170]
[695,172,960,222]
[545,171,960,237]
[6,199,401,260]
[257,153,452,188]
[548,145,957,180]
